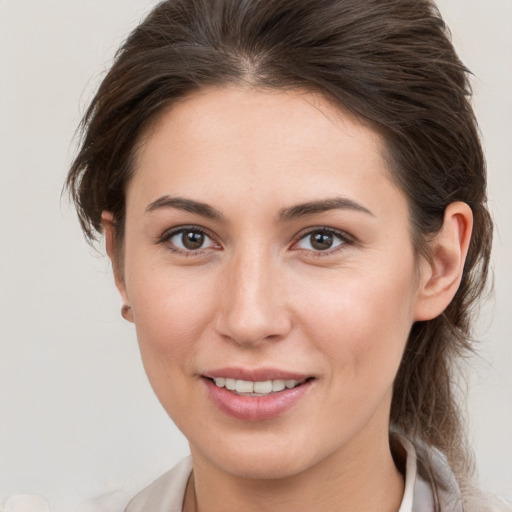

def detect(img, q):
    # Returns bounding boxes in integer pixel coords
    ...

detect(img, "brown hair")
[66,0,492,501]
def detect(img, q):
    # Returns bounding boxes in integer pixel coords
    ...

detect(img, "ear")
[101,211,134,323]
[414,202,473,321]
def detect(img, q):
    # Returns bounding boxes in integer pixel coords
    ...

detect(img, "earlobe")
[101,211,134,323]
[414,202,473,321]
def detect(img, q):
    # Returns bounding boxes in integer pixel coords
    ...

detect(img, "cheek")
[126,263,218,376]
[295,264,417,384]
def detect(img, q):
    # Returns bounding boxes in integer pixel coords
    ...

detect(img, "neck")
[186,425,405,512]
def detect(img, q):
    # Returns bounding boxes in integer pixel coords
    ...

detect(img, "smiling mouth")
[207,377,313,396]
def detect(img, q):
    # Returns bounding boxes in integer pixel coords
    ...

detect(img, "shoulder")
[394,432,511,512]
[124,456,193,512]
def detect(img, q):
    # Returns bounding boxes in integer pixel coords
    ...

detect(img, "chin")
[190,429,330,481]
[219,453,314,481]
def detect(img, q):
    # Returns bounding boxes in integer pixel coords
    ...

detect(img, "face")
[115,86,427,480]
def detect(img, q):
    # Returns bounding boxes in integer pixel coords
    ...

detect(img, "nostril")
[214,308,293,347]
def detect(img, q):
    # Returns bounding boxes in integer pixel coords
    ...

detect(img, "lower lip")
[203,378,313,421]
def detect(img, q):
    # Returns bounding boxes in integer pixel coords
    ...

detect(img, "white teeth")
[272,379,286,392]
[235,380,254,393]
[213,377,303,395]
[225,378,236,390]
[253,380,273,394]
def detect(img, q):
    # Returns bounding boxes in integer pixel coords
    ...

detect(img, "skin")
[103,86,472,512]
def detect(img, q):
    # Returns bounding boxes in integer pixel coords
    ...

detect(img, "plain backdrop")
[1,1,511,510]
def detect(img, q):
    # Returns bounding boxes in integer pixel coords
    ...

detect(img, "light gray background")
[1,1,510,510]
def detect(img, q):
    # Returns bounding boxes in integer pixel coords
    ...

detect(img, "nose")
[214,248,292,347]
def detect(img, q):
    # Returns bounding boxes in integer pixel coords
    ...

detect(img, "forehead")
[139,86,385,160]
[128,86,401,219]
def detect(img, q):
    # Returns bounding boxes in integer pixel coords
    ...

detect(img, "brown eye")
[165,227,217,253]
[295,229,345,252]
[311,232,334,250]
[182,231,205,250]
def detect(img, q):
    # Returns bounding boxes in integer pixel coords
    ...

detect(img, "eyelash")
[158,225,354,257]
[291,227,353,257]
[158,226,219,257]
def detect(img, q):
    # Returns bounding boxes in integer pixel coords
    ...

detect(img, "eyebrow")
[279,197,374,221]
[145,196,225,221]
[145,195,373,222]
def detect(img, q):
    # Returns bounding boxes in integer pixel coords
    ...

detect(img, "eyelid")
[156,224,354,256]
[291,226,355,253]
[158,225,221,254]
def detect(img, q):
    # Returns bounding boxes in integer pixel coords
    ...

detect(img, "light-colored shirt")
[124,435,462,512]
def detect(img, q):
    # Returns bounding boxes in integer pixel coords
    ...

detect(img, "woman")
[66,0,508,510]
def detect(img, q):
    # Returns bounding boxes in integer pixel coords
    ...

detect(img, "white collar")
[125,436,462,512]
[396,434,463,512]
[397,435,435,512]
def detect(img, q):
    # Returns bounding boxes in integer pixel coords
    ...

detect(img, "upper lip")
[203,367,312,382]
